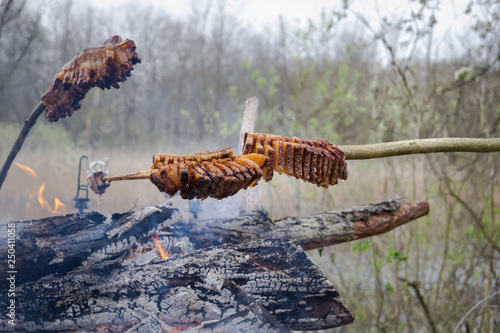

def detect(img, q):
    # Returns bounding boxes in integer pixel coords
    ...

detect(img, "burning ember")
[15,162,66,216]
[151,232,169,259]
[169,324,201,332]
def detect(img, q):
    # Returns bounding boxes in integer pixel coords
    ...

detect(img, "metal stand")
[74,156,90,212]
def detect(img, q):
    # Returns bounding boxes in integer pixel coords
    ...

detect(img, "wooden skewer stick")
[339,137,500,160]
[102,170,153,182]
[0,101,46,190]
[99,137,500,183]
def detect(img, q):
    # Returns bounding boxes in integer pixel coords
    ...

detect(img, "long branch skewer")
[98,137,500,184]
[340,137,500,160]
[0,101,46,190]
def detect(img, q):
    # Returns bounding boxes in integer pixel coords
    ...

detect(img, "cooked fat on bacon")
[149,148,267,200]
[41,35,141,122]
[242,132,348,188]
[92,134,347,199]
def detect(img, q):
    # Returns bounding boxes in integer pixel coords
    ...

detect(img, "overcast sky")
[83,0,474,60]
[88,0,472,34]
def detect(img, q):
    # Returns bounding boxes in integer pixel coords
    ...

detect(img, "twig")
[452,290,500,333]
[399,278,438,333]
[102,170,152,182]
[340,137,500,160]
[238,97,259,152]
[0,101,45,189]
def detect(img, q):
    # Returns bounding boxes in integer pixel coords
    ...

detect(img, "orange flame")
[38,183,67,215]
[15,162,37,178]
[151,233,169,259]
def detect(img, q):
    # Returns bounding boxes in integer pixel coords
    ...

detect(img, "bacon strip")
[242,132,348,188]
[41,35,141,122]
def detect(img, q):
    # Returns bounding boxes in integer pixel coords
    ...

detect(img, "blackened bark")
[0,205,182,289]
[0,197,429,331]
[176,197,429,250]
[0,239,353,332]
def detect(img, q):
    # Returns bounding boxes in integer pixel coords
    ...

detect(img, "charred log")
[0,197,429,331]
[0,197,428,289]
[0,238,352,332]
[271,196,430,250]
[176,196,429,250]
[0,204,181,289]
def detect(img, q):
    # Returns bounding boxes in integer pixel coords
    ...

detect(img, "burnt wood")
[0,238,352,332]
[0,204,182,288]
[0,197,429,331]
[181,196,429,250]
[0,197,428,289]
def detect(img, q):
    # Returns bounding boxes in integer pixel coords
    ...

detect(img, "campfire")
[0,196,428,332]
[1,144,429,331]
[0,36,433,332]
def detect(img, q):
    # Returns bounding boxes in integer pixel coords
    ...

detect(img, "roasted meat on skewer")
[152,147,234,169]
[93,147,268,200]
[150,153,266,200]
[89,133,347,199]
[42,35,141,122]
[242,132,348,187]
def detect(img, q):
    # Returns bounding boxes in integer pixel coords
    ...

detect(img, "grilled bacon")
[149,147,267,200]
[41,35,141,122]
[92,134,347,199]
[242,132,348,187]
[152,147,234,169]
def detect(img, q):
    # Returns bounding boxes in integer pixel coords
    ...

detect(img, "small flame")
[151,233,169,259]
[15,162,37,178]
[38,183,67,215]
[53,197,66,214]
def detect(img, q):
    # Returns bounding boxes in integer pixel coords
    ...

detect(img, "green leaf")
[251,69,261,80]
[257,77,267,87]
[241,60,251,70]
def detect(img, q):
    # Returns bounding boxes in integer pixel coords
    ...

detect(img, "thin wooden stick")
[0,101,46,190]
[100,137,500,183]
[339,137,500,160]
[239,97,259,152]
[102,170,152,182]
